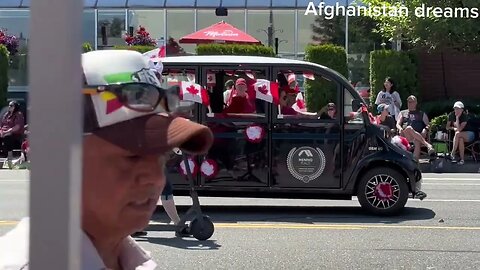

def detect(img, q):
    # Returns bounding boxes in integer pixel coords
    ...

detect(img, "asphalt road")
[1,171,479,269]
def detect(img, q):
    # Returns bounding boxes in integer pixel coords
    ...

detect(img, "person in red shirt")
[223,78,255,114]
[0,101,25,157]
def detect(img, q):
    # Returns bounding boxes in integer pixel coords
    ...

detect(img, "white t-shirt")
[375,90,402,120]
[0,217,157,270]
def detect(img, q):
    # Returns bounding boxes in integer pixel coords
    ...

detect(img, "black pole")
[275,38,279,56]
[128,26,134,36]
[101,25,107,46]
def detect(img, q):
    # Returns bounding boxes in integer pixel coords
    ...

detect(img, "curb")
[0,169,30,180]
[419,159,480,173]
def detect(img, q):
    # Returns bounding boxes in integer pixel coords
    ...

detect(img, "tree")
[311,16,345,45]
[361,0,480,52]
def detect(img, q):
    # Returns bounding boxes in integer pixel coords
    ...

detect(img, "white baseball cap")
[453,101,464,109]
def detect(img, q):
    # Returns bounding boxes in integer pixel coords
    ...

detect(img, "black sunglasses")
[83,82,192,113]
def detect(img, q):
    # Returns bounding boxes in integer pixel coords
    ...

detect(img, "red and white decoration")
[245,124,265,143]
[391,135,410,152]
[180,81,210,106]
[291,92,306,113]
[303,72,315,80]
[253,79,279,104]
[167,73,180,86]
[206,73,216,86]
[143,46,166,74]
[200,159,219,179]
[245,71,255,80]
[187,73,196,83]
[179,157,198,177]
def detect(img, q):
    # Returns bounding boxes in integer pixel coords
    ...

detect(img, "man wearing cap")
[396,95,435,160]
[376,103,396,136]
[446,101,474,165]
[0,50,213,269]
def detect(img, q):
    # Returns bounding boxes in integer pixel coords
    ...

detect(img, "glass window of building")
[97,0,127,7]
[127,0,165,8]
[0,10,29,87]
[246,10,270,46]
[97,10,127,48]
[273,10,295,57]
[165,9,195,55]
[83,10,96,48]
[196,0,221,7]
[272,0,296,8]
[297,9,345,58]
[197,9,245,31]
[165,0,195,7]
[128,10,165,45]
[246,0,270,8]
[221,0,247,8]
[0,0,21,7]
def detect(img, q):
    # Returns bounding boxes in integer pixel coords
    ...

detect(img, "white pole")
[29,0,83,269]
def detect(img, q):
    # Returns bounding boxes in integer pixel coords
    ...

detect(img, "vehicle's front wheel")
[357,167,409,216]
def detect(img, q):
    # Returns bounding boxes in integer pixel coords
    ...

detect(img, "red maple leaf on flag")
[208,75,213,81]
[258,85,268,94]
[187,85,199,95]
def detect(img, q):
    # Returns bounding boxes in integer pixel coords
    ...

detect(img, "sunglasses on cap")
[83,82,191,114]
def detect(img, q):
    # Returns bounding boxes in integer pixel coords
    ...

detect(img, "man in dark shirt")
[376,104,396,137]
[446,101,475,165]
[396,95,434,160]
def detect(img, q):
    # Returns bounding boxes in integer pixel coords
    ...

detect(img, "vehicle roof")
[162,55,315,66]
[161,55,349,84]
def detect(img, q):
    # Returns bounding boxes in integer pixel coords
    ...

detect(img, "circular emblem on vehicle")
[287,147,326,183]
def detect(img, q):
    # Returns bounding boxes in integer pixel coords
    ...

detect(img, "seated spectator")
[278,86,299,116]
[376,104,396,136]
[223,78,255,114]
[0,101,25,157]
[223,79,235,106]
[319,103,337,120]
[396,95,434,160]
[446,101,474,165]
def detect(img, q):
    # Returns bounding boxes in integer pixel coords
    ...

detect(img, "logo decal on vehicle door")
[287,146,326,183]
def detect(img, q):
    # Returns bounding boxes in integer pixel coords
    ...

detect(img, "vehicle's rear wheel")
[357,167,409,216]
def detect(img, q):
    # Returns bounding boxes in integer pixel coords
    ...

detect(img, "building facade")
[0,0,380,89]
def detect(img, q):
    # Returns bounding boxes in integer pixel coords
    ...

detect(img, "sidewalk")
[419,159,480,173]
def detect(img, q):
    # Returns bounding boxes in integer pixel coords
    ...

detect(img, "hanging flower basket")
[123,26,157,47]
[0,29,19,56]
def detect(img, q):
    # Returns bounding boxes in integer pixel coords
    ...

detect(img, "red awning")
[179,21,261,44]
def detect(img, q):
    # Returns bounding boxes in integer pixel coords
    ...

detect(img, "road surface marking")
[213,223,480,231]
[2,220,480,231]
[422,183,480,186]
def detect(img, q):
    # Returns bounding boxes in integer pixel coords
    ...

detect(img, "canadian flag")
[254,79,279,104]
[291,92,307,112]
[143,46,166,74]
[206,73,216,86]
[303,72,315,80]
[180,81,210,106]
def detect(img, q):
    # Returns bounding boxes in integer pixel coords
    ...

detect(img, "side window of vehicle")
[276,69,338,120]
[204,68,268,119]
[344,88,364,124]
[160,68,197,118]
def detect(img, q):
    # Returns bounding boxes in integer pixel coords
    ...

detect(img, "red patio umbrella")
[179,21,261,44]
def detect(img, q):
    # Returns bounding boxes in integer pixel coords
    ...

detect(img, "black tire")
[189,215,214,241]
[357,167,409,216]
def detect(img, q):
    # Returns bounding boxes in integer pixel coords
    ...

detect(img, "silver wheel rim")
[365,174,401,209]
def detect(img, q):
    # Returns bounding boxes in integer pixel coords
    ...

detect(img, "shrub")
[113,45,156,54]
[422,99,480,120]
[0,45,9,108]
[303,44,348,112]
[82,42,93,53]
[196,44,275,57]
[430,114,448,134]
[0,29,19,56]
[369,50,418,109]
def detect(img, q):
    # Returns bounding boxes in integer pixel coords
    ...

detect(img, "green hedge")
[422,99,480,120]
[113,45,157,54]
[369,50,418,109]
[196,44,275,57]
[303,44,348,112]
[82,42,93,53]
[0,45,8,108]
